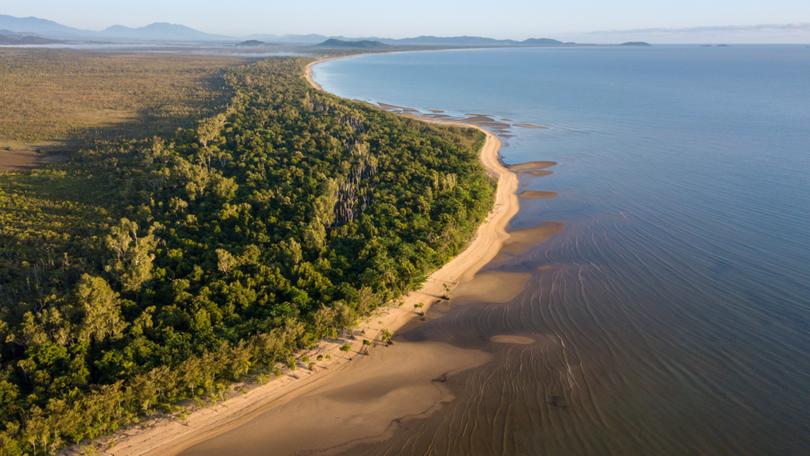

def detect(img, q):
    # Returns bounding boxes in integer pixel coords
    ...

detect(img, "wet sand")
[179,342,491,456]
[524,169,554,177]
[510,160,557,172]
[501,221,565,255]
[520,190,558,200]
[461,115,511,131]
[489,335,536,345]
[451,271,531,304]
[95,57,520,456]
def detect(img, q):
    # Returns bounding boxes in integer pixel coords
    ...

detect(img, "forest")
[0,56,493,453]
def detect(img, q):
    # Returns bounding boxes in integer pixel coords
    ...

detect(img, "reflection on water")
[187,46,810,455]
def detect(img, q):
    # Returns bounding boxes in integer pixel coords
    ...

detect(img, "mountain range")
[0,29,61,45]
[99,23,229,41]
[3,14,809,45]
[316,38,389,49]
[0,15,78,38]
[0,14,571,46]
[0,15,228,42]
[250,34,570,47]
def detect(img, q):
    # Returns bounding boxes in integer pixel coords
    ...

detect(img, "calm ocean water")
[312,46,810,454]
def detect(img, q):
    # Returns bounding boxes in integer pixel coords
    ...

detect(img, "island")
[235,39,267,47]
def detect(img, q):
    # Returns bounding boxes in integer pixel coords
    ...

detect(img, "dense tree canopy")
[0,57,493,454]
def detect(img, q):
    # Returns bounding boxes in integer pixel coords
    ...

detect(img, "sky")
[3,0,810,40]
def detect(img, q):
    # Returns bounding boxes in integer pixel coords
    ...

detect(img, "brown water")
[185,47,810,455]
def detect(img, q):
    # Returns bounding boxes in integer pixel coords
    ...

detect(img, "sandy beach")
[92,57,518,456]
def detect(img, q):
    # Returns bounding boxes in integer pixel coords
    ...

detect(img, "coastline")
[97,55,519,456]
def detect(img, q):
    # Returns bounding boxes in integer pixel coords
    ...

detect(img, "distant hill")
[379,36,568,47]
[0,14,574,47]
[0,29,62,45]
[521,38,566,46]
[246,34,571,47]
[385,35,505,46]
[246,34,328,44]
[0,14,86,39]
[316,38,388,49]
[620,41,651,46]
[101,22,228,41]
[236,39,267,47]
[0,14,229,42]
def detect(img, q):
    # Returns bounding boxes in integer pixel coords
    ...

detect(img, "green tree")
[104,218,159,292]
[70,274,127,345]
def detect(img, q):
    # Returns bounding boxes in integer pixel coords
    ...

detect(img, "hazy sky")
[3,0,810,38]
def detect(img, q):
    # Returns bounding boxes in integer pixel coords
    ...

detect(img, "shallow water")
[186,46,810,455]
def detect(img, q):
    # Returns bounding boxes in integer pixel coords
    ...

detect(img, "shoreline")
[97,55,519,456]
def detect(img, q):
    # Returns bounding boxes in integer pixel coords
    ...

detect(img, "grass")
[0,49,243,169]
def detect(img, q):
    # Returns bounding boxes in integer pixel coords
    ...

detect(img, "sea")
[315,45,810,455]
[192,45,810,455]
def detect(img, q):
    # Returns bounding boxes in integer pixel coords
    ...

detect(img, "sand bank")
[91,57,519,456]
[520,190,558,200]
[510,160,558,172]
[490,335,536,345]
[502,221,565,255]
[452,271,531,304]
[525,169,554,177]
